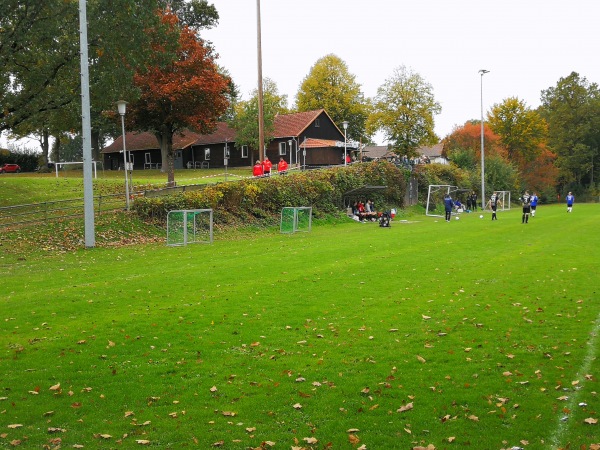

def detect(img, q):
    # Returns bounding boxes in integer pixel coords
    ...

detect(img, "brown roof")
[273,110,324,138]
[363,146,391,159]
[102,130,203,154]
[418,143,444,158]
[301,138,338,149]
[101,109,335,153]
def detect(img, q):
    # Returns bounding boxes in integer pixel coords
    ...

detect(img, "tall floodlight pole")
[479,69,489,209]
[342,121,349,166]
[256,0,265,162]
[79,0,95,248]
[117,101,130,210]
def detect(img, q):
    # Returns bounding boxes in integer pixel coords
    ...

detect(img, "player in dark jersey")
[490,192,500,220]
[520,190,531,224]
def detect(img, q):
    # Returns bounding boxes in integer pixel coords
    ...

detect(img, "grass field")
[1,203,599,449]
[0,167,254,207]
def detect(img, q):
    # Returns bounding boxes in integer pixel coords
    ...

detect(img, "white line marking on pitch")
[549,311,600,447]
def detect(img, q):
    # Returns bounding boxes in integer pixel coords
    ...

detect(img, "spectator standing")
[253,160,264,177]
[470,191,478,211]
[530,192,539,217]
[520,190,531,224]
[443,193,453,222]
[262,157,272,176]
[277,157,288,175]
[490,192,501,220]
[566,192,575,212]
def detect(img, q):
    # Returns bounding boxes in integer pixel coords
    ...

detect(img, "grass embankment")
[0,167,253,207]
[1,204,598,449]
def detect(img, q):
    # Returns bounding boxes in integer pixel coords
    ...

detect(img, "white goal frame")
[55,161,99,178]
[280,207,312,234]
[483,190,511,211]
[425,185,469,217]
[167,209,213,246]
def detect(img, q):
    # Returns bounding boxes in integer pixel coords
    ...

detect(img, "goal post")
[167,209,213,246]
[426,185,472,217]
[280,207,312,234]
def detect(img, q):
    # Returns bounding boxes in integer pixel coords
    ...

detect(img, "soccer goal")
[167,209,213,246]
[280,207,312,234]
[425,185,469,217]
[483,190,512,211]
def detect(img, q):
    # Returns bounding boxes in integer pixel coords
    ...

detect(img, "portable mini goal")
[280,207,312,234]
[167,209,213,246]
[425,185,469,217]
[483,190,511,211]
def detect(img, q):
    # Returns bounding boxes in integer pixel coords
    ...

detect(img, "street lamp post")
[117,100,130,210]
[479,69,489,209]
[342,121,349,166]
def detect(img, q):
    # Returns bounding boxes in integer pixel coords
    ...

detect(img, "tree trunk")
[156,131,175,187]
[51,134,61,163]
[40,129,50,167]
[91,128,101,161]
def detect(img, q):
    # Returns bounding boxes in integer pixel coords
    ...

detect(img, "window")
[279,142,287,156]
[204,148,210,160]
[314,118,320,127]
[241,145,248,158]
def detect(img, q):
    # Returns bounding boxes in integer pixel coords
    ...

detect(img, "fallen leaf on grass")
[584,417,598,425]
[136,440,151,445]
[49,383,61,391]
[349,434,360,444]
[468,415,479,421]
[7,424,22,429]
[293,403,302,410]
[303,437,318,444]
[397,402,413,413]
[417,355,426,363]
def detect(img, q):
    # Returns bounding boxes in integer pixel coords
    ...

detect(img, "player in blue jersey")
[566,192,575,212]
[443,193,453,222]
[530,192,538,217]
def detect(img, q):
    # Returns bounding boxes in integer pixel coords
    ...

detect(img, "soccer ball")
[479,215,484,219]
[455,216,460,220]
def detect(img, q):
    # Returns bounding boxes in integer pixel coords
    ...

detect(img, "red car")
[0,164,21,173]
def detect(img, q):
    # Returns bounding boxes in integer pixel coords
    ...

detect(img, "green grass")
[1,204,599,449]
[0,167,253,207]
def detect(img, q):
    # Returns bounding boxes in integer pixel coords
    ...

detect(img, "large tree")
[540,72,600,189]
[368,65,441,156]
[487,97,547,164]
[127,11,230,186]
[1,0,166,160]
[230,78,289,163]
[295,54,370,141]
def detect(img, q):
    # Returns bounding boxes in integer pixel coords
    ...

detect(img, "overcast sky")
[202,0,600,143]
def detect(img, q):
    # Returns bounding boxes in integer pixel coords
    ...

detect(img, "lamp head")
[478,69,490,75]
[342,121,348,130]
[117,100,127,116]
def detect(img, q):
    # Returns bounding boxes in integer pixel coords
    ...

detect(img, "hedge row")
[132,161,407,226]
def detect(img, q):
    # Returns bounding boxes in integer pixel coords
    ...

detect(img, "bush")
[132,161,407,226]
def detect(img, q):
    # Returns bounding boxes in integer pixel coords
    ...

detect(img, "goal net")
[425,185,469,217]
[280,207,312,234]
[483,190,511,211]
[167,209,213,246]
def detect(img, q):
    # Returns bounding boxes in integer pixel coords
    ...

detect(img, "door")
[174,150,183,169]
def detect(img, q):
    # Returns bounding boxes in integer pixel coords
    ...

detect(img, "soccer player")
[490,192,500,220]
[566,192,575,212]
[530,192,539,217]
[520,190,531,224]
[443,193,453,222]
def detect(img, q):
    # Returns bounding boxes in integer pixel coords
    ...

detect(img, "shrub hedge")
[132,160,407,226]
